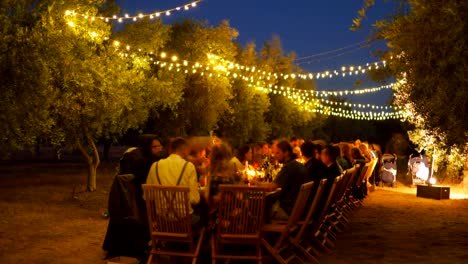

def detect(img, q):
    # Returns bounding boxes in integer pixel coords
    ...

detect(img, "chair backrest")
[315,175,343,223]
[143,184,192,239]
[286,181,314,228]
[294,179,327,241]
[339,166,358,198]
[346,164,361,191]
[357,162,370,186]
[217,185,268,238]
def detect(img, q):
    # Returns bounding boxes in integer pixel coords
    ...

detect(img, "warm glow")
[416,163,429,181]
[429,178,436,185]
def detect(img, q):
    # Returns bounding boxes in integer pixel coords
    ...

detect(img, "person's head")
[274,140,295,164]
[358,143,370,159]
[354,139,362,148]
[350,147,364,161]
[237,144,252,163]
[170,137,189,157]
[339,142,351,159]
[290,136,299,147]
[211,143,232,164]
[260,142,270,156]
[300,141,315,159]
[189,147,207,164]
[321,144,340,166]
[210,143,234,174]
[139,134,162,157]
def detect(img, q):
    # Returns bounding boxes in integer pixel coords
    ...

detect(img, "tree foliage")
[354,0,467,150]
[354,0,467,181]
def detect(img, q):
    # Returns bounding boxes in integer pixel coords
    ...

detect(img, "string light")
[109,40,396,99]
[254,83,395,97]
[208,54,389,81]
[71,32,400,120]
[64,0,202,23]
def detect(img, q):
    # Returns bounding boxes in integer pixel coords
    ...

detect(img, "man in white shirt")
[146,137,200,214]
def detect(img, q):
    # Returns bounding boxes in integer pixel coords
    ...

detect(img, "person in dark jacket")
[301,141,327,184]
[271,140,307,220]
[103,134,163,260]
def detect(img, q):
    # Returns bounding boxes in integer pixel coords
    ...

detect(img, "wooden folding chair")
[143,184,205,264]
[289,178,328,264]
[262,181,314,264]
[305,175,344,254]
[211,185,269,264]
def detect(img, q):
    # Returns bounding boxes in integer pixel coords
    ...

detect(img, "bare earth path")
[320,188,468,264]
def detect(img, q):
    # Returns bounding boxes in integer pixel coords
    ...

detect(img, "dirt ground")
[0,154,467,264]
[320,185,468,264]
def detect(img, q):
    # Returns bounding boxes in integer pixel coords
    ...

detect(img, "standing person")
[146,138,200,216]
[119,135,164,186]
[270,140,307,220]
[103,134,162,260]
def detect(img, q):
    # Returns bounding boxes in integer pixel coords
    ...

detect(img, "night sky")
[117,0,396,106]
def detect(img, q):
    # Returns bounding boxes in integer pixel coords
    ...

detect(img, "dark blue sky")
[118,0,395,106]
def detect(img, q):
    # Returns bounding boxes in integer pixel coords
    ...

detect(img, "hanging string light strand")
[65,0,202,23]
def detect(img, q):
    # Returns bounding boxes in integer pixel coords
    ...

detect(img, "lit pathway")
[319,187,468,264]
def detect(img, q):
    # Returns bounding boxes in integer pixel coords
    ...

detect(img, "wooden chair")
[290,179,328,264]
[211,185,269,264]
[305,175,344,254]
[262,181,314,264]
[143,184,205,264]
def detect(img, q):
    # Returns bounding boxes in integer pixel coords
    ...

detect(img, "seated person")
[146,138,200,224]
[270,140,307,220]
[322,145,343,178]
[301,141,327,183]
[207,143,241,208]
[320,144,344,197]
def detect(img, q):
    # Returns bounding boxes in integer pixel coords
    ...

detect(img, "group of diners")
[103,134,380,261]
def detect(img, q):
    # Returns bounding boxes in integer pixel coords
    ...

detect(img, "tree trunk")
[77,136,100,192]
[87,162,98,192]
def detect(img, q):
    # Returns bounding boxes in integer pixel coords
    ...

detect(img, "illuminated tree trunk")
[77,137,100,192]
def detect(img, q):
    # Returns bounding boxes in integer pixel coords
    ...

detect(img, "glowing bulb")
[192,2,197,7]
[166,11,171,16]
[113,41,120,47]
[138,14,144,18]
[171,56,178,61]
[65,10,72,16]
[67,21,75,27]
[160,52,166,58]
